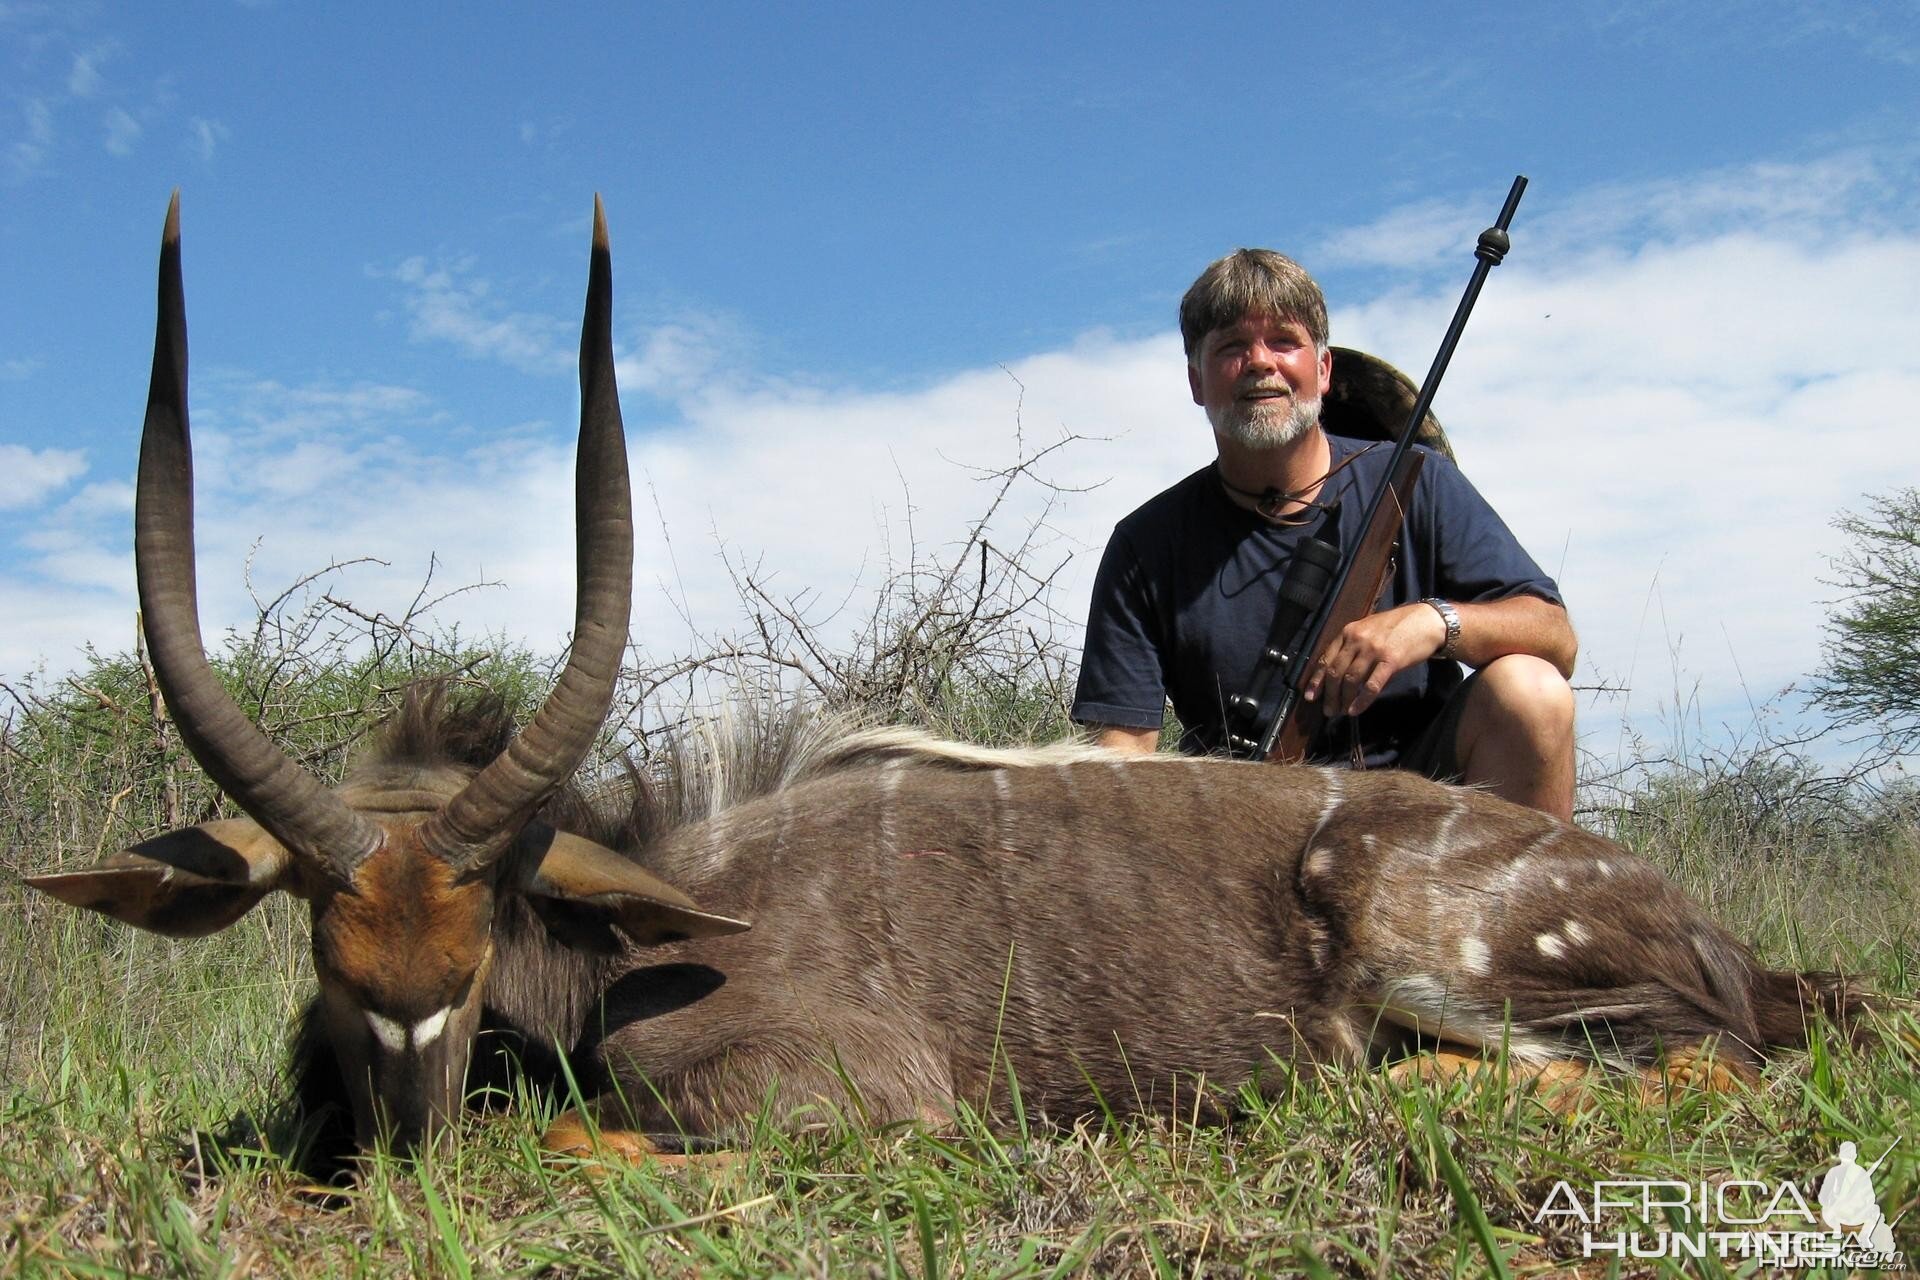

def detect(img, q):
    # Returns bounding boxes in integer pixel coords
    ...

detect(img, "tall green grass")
[3,624,1915,1276]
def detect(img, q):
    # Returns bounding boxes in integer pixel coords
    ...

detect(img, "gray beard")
[1208,392,1322,450]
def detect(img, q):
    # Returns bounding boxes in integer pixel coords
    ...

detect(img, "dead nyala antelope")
[28,196,1861,1168]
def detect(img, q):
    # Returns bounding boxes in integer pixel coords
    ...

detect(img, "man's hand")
[1302,595,1577,720]
[1303,602,1447,718]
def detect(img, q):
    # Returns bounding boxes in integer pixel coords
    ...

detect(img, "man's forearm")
[1450,595,1577,677]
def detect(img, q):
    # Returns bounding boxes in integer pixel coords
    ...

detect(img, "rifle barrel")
[1254,174,1527,760]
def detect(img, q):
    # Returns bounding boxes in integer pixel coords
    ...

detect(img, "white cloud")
[0,444,86,510]
[385,253,743,398]
[206,377,437,441]
[1317,197,1483,272]
[54,479,133,520]
[616,314,740,399]
[0,578,134,687]
[1318,152,1910,278]
[187,115,228,162]
[103,105,140,156]
[386,256,572,374]
[8,97,54,178]
[66,50,101,97]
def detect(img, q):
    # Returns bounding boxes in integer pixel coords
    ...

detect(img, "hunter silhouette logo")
[1534,1137,1908,1268]
[1820,1140,1902,1257]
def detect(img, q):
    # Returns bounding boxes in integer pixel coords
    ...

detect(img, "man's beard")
[1208,390,1321,450]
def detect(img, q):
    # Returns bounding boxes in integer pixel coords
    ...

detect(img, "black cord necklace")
[1213,444,1376,525]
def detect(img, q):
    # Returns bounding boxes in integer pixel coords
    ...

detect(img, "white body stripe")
[879,758,905,854]
[992,769,1013,850]
[1311,771,1345,839]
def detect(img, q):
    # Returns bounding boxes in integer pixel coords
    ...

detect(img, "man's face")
[1189,313,1332,450]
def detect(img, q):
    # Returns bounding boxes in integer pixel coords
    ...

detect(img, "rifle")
[1224,175,1527,763]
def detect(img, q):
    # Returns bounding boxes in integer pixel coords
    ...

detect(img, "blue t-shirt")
[1073,434,1562,764]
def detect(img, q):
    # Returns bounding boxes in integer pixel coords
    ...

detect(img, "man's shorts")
[1393,668,1482,784]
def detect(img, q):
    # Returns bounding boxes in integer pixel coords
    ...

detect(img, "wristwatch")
[1420,598,1462,661]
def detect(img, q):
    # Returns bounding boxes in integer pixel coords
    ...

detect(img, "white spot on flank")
[1535,932,1566,959]
[412,1007,451,1049]
[1459,935,1490,975]
[366,1010,407,1054]
[1594,860,1614,877]
[1491,853,1535,896]
[1564,920,1590,946]
[1303,846,1333,879]
[1551,874,1570,892]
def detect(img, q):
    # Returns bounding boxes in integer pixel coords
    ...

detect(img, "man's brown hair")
[1179,249,1329,361]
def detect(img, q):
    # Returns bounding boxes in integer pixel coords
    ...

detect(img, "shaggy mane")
[602,711,1121,852]
[360,682,521,773]
[357,685,1125,854]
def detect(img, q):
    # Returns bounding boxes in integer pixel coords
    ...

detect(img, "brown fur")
[313,839,494,1018]
[550,730,1864,1141]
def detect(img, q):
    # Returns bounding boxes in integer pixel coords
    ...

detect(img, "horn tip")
[164,190,180,244]
[591,194,607,250]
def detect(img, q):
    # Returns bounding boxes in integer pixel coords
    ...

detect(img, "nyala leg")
[1636,1040,1758,1104]
[1388,1039,1759,1115]
[541,1097,738,1170]
[1385,1051,1600,1115]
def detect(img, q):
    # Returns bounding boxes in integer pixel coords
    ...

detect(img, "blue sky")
[3,2,1918,769]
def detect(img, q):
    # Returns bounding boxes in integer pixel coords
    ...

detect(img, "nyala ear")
[23,818,295,938]
[515,825,750,950]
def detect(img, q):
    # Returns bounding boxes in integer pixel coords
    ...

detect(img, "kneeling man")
[1073,249,1577,821]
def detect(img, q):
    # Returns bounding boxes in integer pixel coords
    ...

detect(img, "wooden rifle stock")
[1244,175,1528,764]
[1264,452,1424,763]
